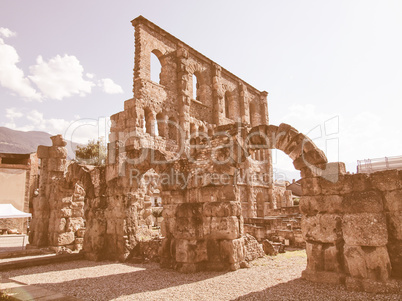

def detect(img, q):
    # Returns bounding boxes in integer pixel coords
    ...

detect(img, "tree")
[75,137,106,166]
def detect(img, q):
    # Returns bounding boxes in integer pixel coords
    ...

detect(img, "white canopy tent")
[0,204,31,250]
[0,204,31,219]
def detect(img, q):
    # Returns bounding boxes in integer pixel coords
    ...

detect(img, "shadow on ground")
[0,259,228,300]
[231,278,402,301]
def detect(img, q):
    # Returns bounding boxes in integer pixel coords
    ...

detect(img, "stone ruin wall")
[249,123,402,292]
[29,135,104,254]
[27,16,401,293]
[300,165,402,291]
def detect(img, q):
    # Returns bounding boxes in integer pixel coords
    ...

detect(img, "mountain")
[0,127,78,159]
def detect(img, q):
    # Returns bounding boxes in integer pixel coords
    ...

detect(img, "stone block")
[49,146,67,158]
[243,234,264,261]
[342,191,383,213]
[175,239,207,263]
[48,158,66,172]
[305,242,342,272]
[60,208,72,218]
[320,175,353,195]
[50,134,67,146]
[299,195,343,215]
[324,244,342,272]
[74,238,84,244]
[283,133,305,159]
[300,162,346,180]
[262,240,277,256]
[56,232,75,246]
[37,145,49,158]
[342,213,388,246]
[343,245,391,282]
[203,201,241,217]
[66,217,84,232]
[350,173,371,192]
[299,177,321,196]
[288,134,316,160]
[75,228,85,238]
[220,238,245,265]
[209,216,240,240]
[370,169,401,191]
[383,189,402,212]
[72,208,84,217]
[302,214,342,243]
[206,239,221,264]
[176,203,203,218]
[385,212,402,240]
[387,241,402,278]
[175,217,204,240]
[275,126,299,151]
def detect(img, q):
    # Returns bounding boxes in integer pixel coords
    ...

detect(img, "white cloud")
[6,107,23,120]
[0,29,122,101]
[2,107,111,145]
[0,27,16,38]
[0,38,41,100]
[98,78,123,94]
[29,55,95,100]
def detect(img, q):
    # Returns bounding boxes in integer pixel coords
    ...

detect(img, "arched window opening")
[154,119,159,136]
[256,193,265,218]
[150,51,162,84]
[142,115,146,133]
[224,91,230,119]
[144,108,154,135]
[192,74,200,101]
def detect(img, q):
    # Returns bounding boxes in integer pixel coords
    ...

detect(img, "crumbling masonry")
[29,16,401,292]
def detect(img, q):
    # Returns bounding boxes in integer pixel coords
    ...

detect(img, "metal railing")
[357,155,402,173]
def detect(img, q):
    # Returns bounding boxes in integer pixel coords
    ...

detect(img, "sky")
[0,0,401,176]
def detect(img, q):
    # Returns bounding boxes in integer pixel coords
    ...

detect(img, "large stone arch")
[248,123,401,293]
[247,123,328,171]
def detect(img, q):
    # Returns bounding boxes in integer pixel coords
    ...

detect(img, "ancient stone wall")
[27,17,401,293]
[30,135,100,253]
[300,167,402,291]
[100,16,273,267]
[249,123,401,292]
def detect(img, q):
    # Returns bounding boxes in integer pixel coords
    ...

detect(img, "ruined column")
[212,64,223,125]
[176,46,191,145]
[260,91,269,125]
[29,135,68,247]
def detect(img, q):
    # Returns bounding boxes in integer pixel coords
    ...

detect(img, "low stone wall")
[300,163,402,292]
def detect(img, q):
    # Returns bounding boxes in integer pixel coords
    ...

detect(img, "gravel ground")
[1,250,400,301]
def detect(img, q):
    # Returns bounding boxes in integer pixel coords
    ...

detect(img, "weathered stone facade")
[29,135,98,253]
[28,16,401,293]
[248,124,402,292]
